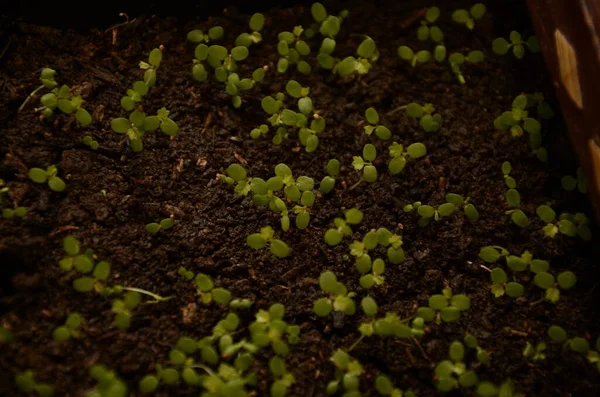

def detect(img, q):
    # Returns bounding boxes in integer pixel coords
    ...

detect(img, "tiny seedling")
[269,356,296,397]
[82,136,99,150]
[445,193,480,221]
[452,3,487,30]
[416,288,470,323]
[324,208,363,246]
[111,291,141,330]
[195,273,233,305]
[0,179,26,219]
[335,37,378,77]
[532,270,576,303]
[277,26,312,74]
[313,271,356,317]
[235,13,265,47]
[111,108,179,152]
[502,161,517,189]
[352,228,405,270]
[320,159,340,194]
[506,208,530,228]
[449,51,485,84]
[374,227,406,264]
[489,268,524,298]
[52,313,83,342]
[397,46,431,67]
[404,198,457,227]
[375,374,416,397]
[352,144,378,186]
[28,165,66,192]
[19,68,58,113]
[362,312,424,340]
[434,341,477,392]
[187,26,224,43]
[479,246,552,274]
[463,334,491,365]
[122,48,163,111]
[88,365,128,397]
[250,303,300,356]
[0,326,14,344]
[418,7,443,42]
[326,350,363,395]
[536,205,592,240]
[363,107,391,140]
[15,370,54,397]
[405,102,442,132]
[494,94,541,139]
[145,217,174,235]
[547,325,592,354]
[312,2,347,39]
[219,163,252,196]
[523,341,546,361]
[38,82,93,126]
[247,226,291,258]
[292,190,315,229]
[354,256,386,289]
[561,167,587,193]
[492,31,540,59]
[387,142,427,175]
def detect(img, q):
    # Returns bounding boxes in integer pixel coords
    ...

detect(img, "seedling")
[88,365,128,397]
[352,144,378,185]
[403,197,458,227]
[352,228,405,271]
[536,205,591,240]
[292,190,315,229]
[335,37,379,77]
[195,273,232,305]
[311,2,347,39]
[28,165,66,192]
[375,375,416,397]
[416,288,470,323]
[586,338,600,372]
[52,313,83,342]
[0,180,26,219]
[313,271,356,317]
[18,68,58,113]
[354,250,386,289]
[445,193,480,221]
[479,246,552,275]
[15,370,54,397]
[463,334,491,365]
[219,164,252,196]
[494,94,541,139]
[506,209,530,228]
[397,46,431,67]
[145,217,174,235]
[523,341,546,361]
[112,291,141,330]
[324,208,363,245]
[492,31,540,59]
[363,107,391,140]
[546,325,591,354]
[326,350,363,395]
[122,48,163,111]
[375,227,406,264]
[320,159,340,194]
[362,312,424,339]
[38,82,93,126]
[247,226,291,258]
[532,270,576,303]
[418,7,443,42]
[82,136,99,150]
[405,102,442,132]
[449,51,485,84]
[111,108,179,152]
[489,268,524,298]
[387,142,427,175]
[187,26,224,43]
[434,341,478,391]
[234,13,265,47]
[561,167,587,193]
[277,26,312,74]
[250,303,300,356]
[502,161,517,188]
[269,356,296,397]
[452,3,487,30]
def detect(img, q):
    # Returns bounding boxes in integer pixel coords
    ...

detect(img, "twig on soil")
[503,327,529,337]
[405,346,416,365]
[480,264,493,272]
[105,13,136,45]
[411,336,433,363]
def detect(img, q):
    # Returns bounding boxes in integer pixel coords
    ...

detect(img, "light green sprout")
[122,48,162,111]
[406,102,442,132]
[354,255,386,289]
[452,3,486,30]
[269,356,296,397]
[351,228,405,272]
[547,325,591,354]
[52,313,83,342]
[418,7,443,42]
[324,208,363,245]
[39,82,92,126]
[434,341,478,392]
[479,246,553,275]
[293,190,315,229]
[320,159,340,194]
[352,144,378,184]
[187,26,224,43]
[364,107,391,140]
[523,341,546,361]
[416,288,470,323]
[250,303,300,356]
[247,226,291,258]
[19,68,58,113]
[0,179,27,219]
[82,136,99,150]
[532,270,576,303]
[502,161,517,189]
[561,167,587,193]
[111,291,141,330]
[313,271,356,317]
[360,312,424,340]
[277,26,312,74]
[464,334,491,365]
[28,165,66,192]
[87,365,128,397]
[15,370,54,397]
[235,13,265,47]
[375,374,417,397]
[317,37,337,70]
[194,273,232,305]
[326,350,363,395]
[397,46,431,67]
[536,205,591,240]
[145,217,174,235]
[335,37,378,77]
[387,142,427,175]
[489,268,524,298]
[110,108,179,152]
[403,196,459,227]
[492,31,540,59]
[449,51,485,84]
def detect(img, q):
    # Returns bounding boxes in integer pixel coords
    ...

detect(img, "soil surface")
[1,0,600,396]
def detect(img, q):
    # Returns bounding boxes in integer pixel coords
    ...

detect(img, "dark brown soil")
[1,0,600,396]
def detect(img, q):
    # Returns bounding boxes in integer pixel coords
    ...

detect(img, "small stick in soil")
[405,347,416,366]
[503,327,529,337]
[104,13,136,45]
[411,336,433,363]
[480,264,493,272]
[18,84,45,113]
[348,335,365,352]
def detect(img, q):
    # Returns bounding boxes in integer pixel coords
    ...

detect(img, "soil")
[1,0,600,396]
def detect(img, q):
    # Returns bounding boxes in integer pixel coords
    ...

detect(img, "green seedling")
[418,7,443,42]
[292,190,315,229]
[505,208,530,228]
[387,142,427,175]
[19,68,58,113]
[354,254,386,289]
[452,3,486,30]
[269,356,296,397]
[352,144,378,185]
[277,26,312,74]
[0,179,27,219]
[326,350,363,395]
[324,208,363,245]
[397,46,431,67]
[433,44,448,62]
[449,51,485,84]
[532,270,576,304]
[586,338,600,372]
[375,374,416,397]
[363,107,391,140]
[112,291,141,330]
[247,226,291,258]
[87,365,128,397]
[464,334,491,365]
[220,163,252,196]
[479,246,552,274]
[313,271,356,317]
[352,229,405,274]
[312,2,347,39]
[235,13,265,47]
[122,48,162,111]
[547,325,592,354]
[187,26,224,43]
[445,193,480,221]
[195,273,232,305]
[523,341,546,361]
[38,82,92,126]
[492,31,540,59]
[250,303,300,356]
[403,197,458,227]
[335,36,378,77]
[434,341,478,391]
[82,136,99,150]
[145,217,174,235]
[502,161,517,189]
[416,288,470,323]
[489,268,524,298]
[536,205,591,240]
[111,108,179,152]
[28,165,66,192]
[320,159,340,194]
[52,312,83,342]
[375,227,406,264]
[405,102,442,132]
[360,312,424,340]
[15,370,54,397]
[178,266,194,280]
[316,37,337,70]
[561,167,587,193]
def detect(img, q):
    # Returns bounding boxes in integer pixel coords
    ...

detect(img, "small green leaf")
[357,38,376,59]
[73,277,95,292]
[557,271,576,289]
[313,298,333,317]
[534,272,555,289]
[149,48,162,67]
[249,13,265,31]
[270,239,290,258]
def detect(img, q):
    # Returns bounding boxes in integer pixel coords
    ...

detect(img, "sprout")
[19,68,58,113]
[490,268,524,298]
[334,36,378,77]
[250,303,300,356]
[449,51,485,84]
[492,31,540,59]
[416,288,470,323]
[362,312,424,339]
[405,102,442,132]
[463,334,491,365]
[247,226,291,258]
[313,271,356,317]
[178,266,194,280]
[0,179,27,219]
[234,13,265,47]
[352,144,378,184]
[88,365,128,397]
[122,48,162,110]
[220,163,252,196]
[561,167,587,193]
[355,255,386,289]
[533,270,576,303]
[502,161,517,188]
[320,159,340,194]
[15,370,55,397]
[363,107,391,140]
[145,217,174,235]
[82,136,99,150]
[523,341,546,360]
[387,141,427,175]
[28,165,66,192]
[479,246,551,275]
[277,26,312,74]
[194,273,232,305]
[375,374,416,396]
[536,205,591,240]
[327,350,363,395]
[52,312,83,342]
[187,26,224,43]
[403,195,460,227]
[397,46,431,67]
[37,81,93,126]
[324,208,363,245]
[111,291,141,330]
[452,3,486,30]
[434,341,478,392]
[111,108,179,152]
[506,209,530,228]
[417,7,443,42]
